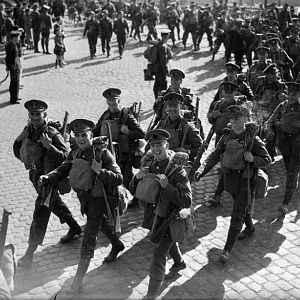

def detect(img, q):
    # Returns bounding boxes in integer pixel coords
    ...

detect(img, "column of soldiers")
[6,2,300,300]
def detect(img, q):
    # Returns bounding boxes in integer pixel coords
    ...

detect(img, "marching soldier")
[83,11,100,59]
[207,81,248,206]
[268,37,294,82]
[197,5,214,52]
[129,129,192,299]
[165,2,180,48]
[99,10,113,57]
[144,1,159,41]
[93,88,145,193]
[283,27,300,79]
[247,46,272,93]
[182,2,198,51]
[13,100,81,268]
[213,62,253,102]
[153,68,205,138]
[39,119,124,291]
[265,82,300,216]
[113,11,129,59]
[155,93,202,162]
[195,104,271,262]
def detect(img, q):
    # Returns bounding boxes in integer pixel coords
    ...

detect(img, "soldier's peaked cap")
[263,63,278,74]
[164,92,184,104]
[225,62,240,72]
[160,29,171,35]
[267,37,279,44]
[287,82,300,94]
[145,129,170,144]
[256,46,270,53]
[69,119,95,133]
[24,100,48,112]
[103,88,121,99]
[169,69,185,79]
[220,81,239,93]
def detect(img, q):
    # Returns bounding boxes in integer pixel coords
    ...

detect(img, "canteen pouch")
[135,173,161,204]
[169,208,196,244]
[255,169,268,199]
[144,68,154,81]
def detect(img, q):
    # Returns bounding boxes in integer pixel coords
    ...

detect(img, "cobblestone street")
[0,21,300,300]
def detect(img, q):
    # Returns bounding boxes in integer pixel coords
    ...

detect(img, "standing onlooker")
[54,25,65,68]
[40,5,52,54]
[113,11,129,59]
[3,9,14,42]
[83,11,100,59]
[23,8,33,50]
[5,26,22,105]
[99,10,113,57]
[31,3,41,53]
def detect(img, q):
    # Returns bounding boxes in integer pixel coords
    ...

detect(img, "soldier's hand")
[156,174,168,189]
[91,159,102,174]
[136,167,149,180]
[40,133,52,149]
[16,127,29,142]
[38,175,49,188]
[194,171,203,181]
[120,125,129,135]
[278,93,287,102]
[156,95,163,103]
[244,151,254,163]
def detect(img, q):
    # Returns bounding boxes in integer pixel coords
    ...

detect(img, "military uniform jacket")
[247,60,272,92]
[13,121,68,175]
[39,13,52,33]
[93,108,145,152]
[157,116,202,161]
[84,19,100,36]
[31,10,40,31]
[157,42,172,75]
[113,19,129,37]
[99,17,113,37]
[46,146,123,216]
[5,40,22,70]
[200,123,271,195]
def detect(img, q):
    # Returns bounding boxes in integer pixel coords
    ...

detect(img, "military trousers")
[41,32,50,52]
[197,27,213,48]
[81,207,121,260]
[28,190,73,246]
[9,68,20,104]
[153,73,167,98]
[87,34,98,56]
[101,35,111,54]
[149,231,183,281]
[32,29,40,52]
[279,137,300,205]
[116,35,126,56]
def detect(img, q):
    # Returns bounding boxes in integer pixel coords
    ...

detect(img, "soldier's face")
[74,130,93,150]
[230,115,247,133]
[28,111,46,128]
[106,98,120,112]
[170,77,182,89]
[150,141,168,160]
[165,103,181,120]
[226,71,237,81]
[257,51,267,61]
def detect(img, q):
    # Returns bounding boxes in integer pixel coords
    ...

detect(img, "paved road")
[0,21,300,300]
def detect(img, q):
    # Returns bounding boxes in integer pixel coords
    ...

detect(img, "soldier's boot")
[60,217,82,243]
[71,257,91,291]
[278,189,294,216]
[219,227,240,263]
[145,278,162,300]
[18,244,38,269]
[238,214,255,240]
[102,223,125,263]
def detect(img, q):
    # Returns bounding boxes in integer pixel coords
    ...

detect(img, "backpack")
[143,44,159,64]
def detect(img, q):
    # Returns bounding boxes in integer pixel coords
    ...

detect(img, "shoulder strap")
[180,122,189,148]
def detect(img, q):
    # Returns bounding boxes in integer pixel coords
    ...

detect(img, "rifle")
[0,209,12,257]
[194,97,200,129]
[106,122,120,233]
[137,101,142,124]
[61,111,69,141]
[188,125,215,181]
